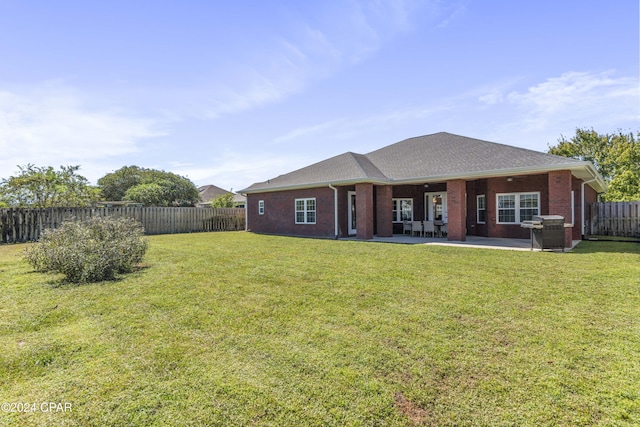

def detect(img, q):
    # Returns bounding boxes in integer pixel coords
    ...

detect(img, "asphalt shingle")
[241,132,595,193]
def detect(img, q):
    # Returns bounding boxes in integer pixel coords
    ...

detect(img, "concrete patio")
[343,234,581,251]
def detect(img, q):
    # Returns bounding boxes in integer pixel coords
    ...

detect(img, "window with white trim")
[392,198,413,222]
[258,200,264,215]
[477,195,486,224]
[295,198,316,224]
[496,192,540,224]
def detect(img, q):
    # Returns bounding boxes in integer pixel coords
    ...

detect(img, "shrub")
[25,216,148,283]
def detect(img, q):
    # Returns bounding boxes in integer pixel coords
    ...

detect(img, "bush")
[25,216,148,283]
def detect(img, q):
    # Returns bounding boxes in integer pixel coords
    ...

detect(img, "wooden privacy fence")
[0,207,245,244]
[586,201,640,238]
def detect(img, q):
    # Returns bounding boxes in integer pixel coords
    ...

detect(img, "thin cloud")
[506,71,639,130]
[172,150,311,191]
[0,82,164,177]
[198,0,451,119]
[478,70,640,148]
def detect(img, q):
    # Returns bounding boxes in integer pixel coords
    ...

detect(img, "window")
[295,198,316,224]
[496,192,539,224]
[258,200,264,215]
[392,198,413,222]
[477,195,486,224]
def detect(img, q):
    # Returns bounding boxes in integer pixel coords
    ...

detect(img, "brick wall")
[482,174,548,239]
[247,187,336,238]
[446,179,467,241]
[355,183,374,239]
[548,170,573,247]
[376,185,393,237]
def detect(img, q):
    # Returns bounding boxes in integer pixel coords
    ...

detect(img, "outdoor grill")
[521,215,565,251]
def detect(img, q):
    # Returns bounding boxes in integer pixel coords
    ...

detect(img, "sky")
[0,0,638,193]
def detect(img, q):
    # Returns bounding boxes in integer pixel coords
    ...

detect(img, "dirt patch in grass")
[394,391,429,425]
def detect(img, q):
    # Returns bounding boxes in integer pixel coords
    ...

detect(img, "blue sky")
[0,0,638,192]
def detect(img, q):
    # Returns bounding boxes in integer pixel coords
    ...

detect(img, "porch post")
[376,185,393,237]
[355,183,374,239]
[446,179,466,241]
[548,170,573,248]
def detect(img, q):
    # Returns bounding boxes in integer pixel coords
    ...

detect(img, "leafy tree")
[98,166,200,206]
[210,192,235,208]
[548,129,640,201]
[97,165,144,201]
[0,164,102,208]
[124,183,168,206]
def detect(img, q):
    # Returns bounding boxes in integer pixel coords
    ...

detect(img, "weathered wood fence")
[0,207,245,244]
[586,201,640,239]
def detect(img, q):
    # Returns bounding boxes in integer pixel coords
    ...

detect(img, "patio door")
[425,192,448,222]
[348,191,357,235]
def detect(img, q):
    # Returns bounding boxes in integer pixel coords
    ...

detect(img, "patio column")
[548,170,573,248]
[446,179,466,241]
[355,183,374,240]
[376,185,393,237]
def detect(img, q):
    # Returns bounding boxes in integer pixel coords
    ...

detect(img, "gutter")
[328,184,339,239]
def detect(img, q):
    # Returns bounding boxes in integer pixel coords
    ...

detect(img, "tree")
[0,164,102,208]
[97,166,200,206]
[124,183,168,206]
[210,192,235,208]
[548,128,640,201]
[96,165,144,201]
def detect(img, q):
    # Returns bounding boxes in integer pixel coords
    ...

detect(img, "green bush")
[25,216,148,283]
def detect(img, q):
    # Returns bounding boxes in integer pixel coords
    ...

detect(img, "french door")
[348,191,357,235]
[424,192,448,222]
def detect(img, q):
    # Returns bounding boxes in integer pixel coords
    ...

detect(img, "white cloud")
[490,71,640,147]
[0,82,164,178]
[273,101,456,148]
[172,150,310,192]
[272,70,639,156]
[198,0,451,119]
[507,71,637,116]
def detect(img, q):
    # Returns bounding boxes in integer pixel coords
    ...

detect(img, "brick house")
[240,132,605,248]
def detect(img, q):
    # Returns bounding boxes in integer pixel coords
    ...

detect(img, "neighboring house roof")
[198,185,246,205]
[241,132,606,193]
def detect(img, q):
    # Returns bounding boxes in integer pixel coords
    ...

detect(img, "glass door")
[348,191,357,235]
[425,192,448,222]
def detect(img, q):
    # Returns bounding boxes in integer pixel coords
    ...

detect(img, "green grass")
[1,232,639,426]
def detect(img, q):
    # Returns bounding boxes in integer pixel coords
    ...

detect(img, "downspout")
[328,184,339,239]
[581,178,597,238]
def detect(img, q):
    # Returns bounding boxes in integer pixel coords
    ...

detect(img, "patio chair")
[422,220,435,237]
[403,221,412,235]
[411,221,423,237]
[440,223,448,237]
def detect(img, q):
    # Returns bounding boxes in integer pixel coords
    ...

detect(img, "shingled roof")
[241,132,605,193]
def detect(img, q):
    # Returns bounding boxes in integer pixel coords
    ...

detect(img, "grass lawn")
[1,232,639,426]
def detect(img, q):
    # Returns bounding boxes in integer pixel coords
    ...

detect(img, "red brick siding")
[446,179,467,241]
[355,183,374,239]
[548,170,573,247]
[466,180,489,237]
[247,187,336,238]
[376,185,393,237]
[337,186,354,237]
[485,174,549,239]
